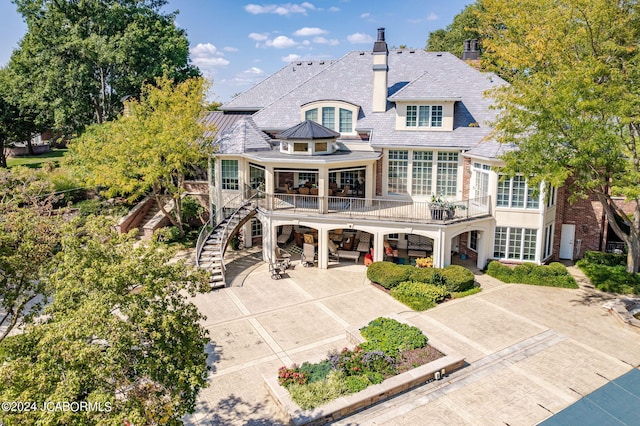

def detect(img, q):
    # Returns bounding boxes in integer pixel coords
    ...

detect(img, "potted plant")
[430,194,466,220]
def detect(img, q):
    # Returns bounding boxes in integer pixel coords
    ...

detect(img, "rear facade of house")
[203,29,615,272]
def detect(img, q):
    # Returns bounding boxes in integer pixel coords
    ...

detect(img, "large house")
[196,29,619,286]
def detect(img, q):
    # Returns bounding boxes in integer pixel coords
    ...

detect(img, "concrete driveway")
[184,250,640,425]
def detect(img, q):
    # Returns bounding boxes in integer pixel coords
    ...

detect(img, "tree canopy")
[0,220,211,424]
[0,167,62,342]
[8,0,198,135]
[480,0,640,272]
[426,1,484,57]
[68,76,215,236]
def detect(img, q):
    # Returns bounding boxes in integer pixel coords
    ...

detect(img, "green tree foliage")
[426,1,484,57]
[0,167,62,342]
[8,0,198,135]
[0,220,211,425]
[68,76,215,236]
[480,0,640,272]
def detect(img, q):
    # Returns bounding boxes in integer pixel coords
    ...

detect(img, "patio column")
[264,165,274,194]
[318,166,328,214]
[373,233,384,262]
[365,164,374,206]
[318,228,329,269]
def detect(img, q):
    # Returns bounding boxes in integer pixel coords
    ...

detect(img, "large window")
[387,150,458,196]
[543,224,554,259]
[251,218,262,238]
[322,107,335,130]
[388,150,408,194]
[412,151,433,195]
[405,105,443,128]
[497,175,540,209]
[221,160,238,190]
[436,152,458,196]
[469,230,478,252]
[493,226,537,261]
[339,108,353,133]
[249,164,265,190]
[473,163,490,203]
[305,108,318,122]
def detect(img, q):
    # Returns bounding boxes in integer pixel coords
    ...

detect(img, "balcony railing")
[255,191,491,224]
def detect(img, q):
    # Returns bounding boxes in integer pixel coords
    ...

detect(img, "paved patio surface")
[183,250,640,425]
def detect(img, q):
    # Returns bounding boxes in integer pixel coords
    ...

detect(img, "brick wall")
[461,157,471,200]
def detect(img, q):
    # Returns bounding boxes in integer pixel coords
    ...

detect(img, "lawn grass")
[7,149,68,168]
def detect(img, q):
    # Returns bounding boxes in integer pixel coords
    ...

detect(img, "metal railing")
[256,192,491,224]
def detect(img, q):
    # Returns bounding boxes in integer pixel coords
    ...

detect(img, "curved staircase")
[196,199,258,289]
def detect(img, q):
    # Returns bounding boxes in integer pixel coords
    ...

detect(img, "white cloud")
[360,12,370,18]
[313,37,339,45]
[189,43,230,71]
[347,33,374,44]
[281,53,302,62]
[266,35,298,48]
[329,6,340,12]
[244,67,264,75]
[223,46,238,52]
[249,32,269,41]
[293,27,327,37]
[244,3,316,16]
[302,40,311,46]
[427,12,439,21]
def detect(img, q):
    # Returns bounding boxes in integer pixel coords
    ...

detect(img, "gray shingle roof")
[241,50,506,151]
[213,117,272,155]
[387,71,462,101]
[216,48,508,156]
[465,139,518,160]
[222,60,335,111]
[276,120,340,140]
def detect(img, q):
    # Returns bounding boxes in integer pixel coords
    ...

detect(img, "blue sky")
[0,0,473,103]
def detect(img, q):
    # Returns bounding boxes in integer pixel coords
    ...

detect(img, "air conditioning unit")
[434,371,441,380]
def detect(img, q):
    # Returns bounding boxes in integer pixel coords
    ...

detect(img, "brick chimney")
[372,28,388,113]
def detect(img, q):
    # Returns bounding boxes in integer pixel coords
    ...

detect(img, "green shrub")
[365,371,385,384]
[451,287,482,299]
[576,262,640,295]
[288,371,347,410]
[582,250,626,267]
[344,375,370,393]
[181,195,205,224]
[441,265,475,292]
[359,317,428,358]
[367,261,413,289]
[486,261,578,288]
[390,281,449,311]
[408,267,444,285]
[299,360,332,384]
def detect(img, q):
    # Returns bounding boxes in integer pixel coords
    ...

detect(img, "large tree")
[68,76,215,237]
[8,0,198,135]
[480,0,640,272]
[426,1,484,56]
[0,167,62,342]
[0,220,210,424]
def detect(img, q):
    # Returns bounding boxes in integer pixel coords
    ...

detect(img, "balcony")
[254,192,491,225]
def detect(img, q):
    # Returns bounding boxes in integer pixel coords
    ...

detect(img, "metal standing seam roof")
[539,368,640,426]
[276,120,340,140]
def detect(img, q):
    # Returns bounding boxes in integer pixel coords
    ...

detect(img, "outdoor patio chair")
[301,243,316,267]
[357,232,371,253]
[299,187,310,195]
[274,246,292,269]
[277,225,293,246]
[269,258,286,279]
[335,185,350,197]
[328,239,340,262]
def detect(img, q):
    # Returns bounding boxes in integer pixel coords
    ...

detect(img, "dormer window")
[301,101,359,134]
[406,105,443,128]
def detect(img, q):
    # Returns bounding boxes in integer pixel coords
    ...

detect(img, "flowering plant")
[415,257,434,268]
[278,365,308,387]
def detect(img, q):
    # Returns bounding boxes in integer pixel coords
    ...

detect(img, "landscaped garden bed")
[264,317,464,425]
[577,251,640,294]
[366,261,480,310]
[486,261,578,288]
